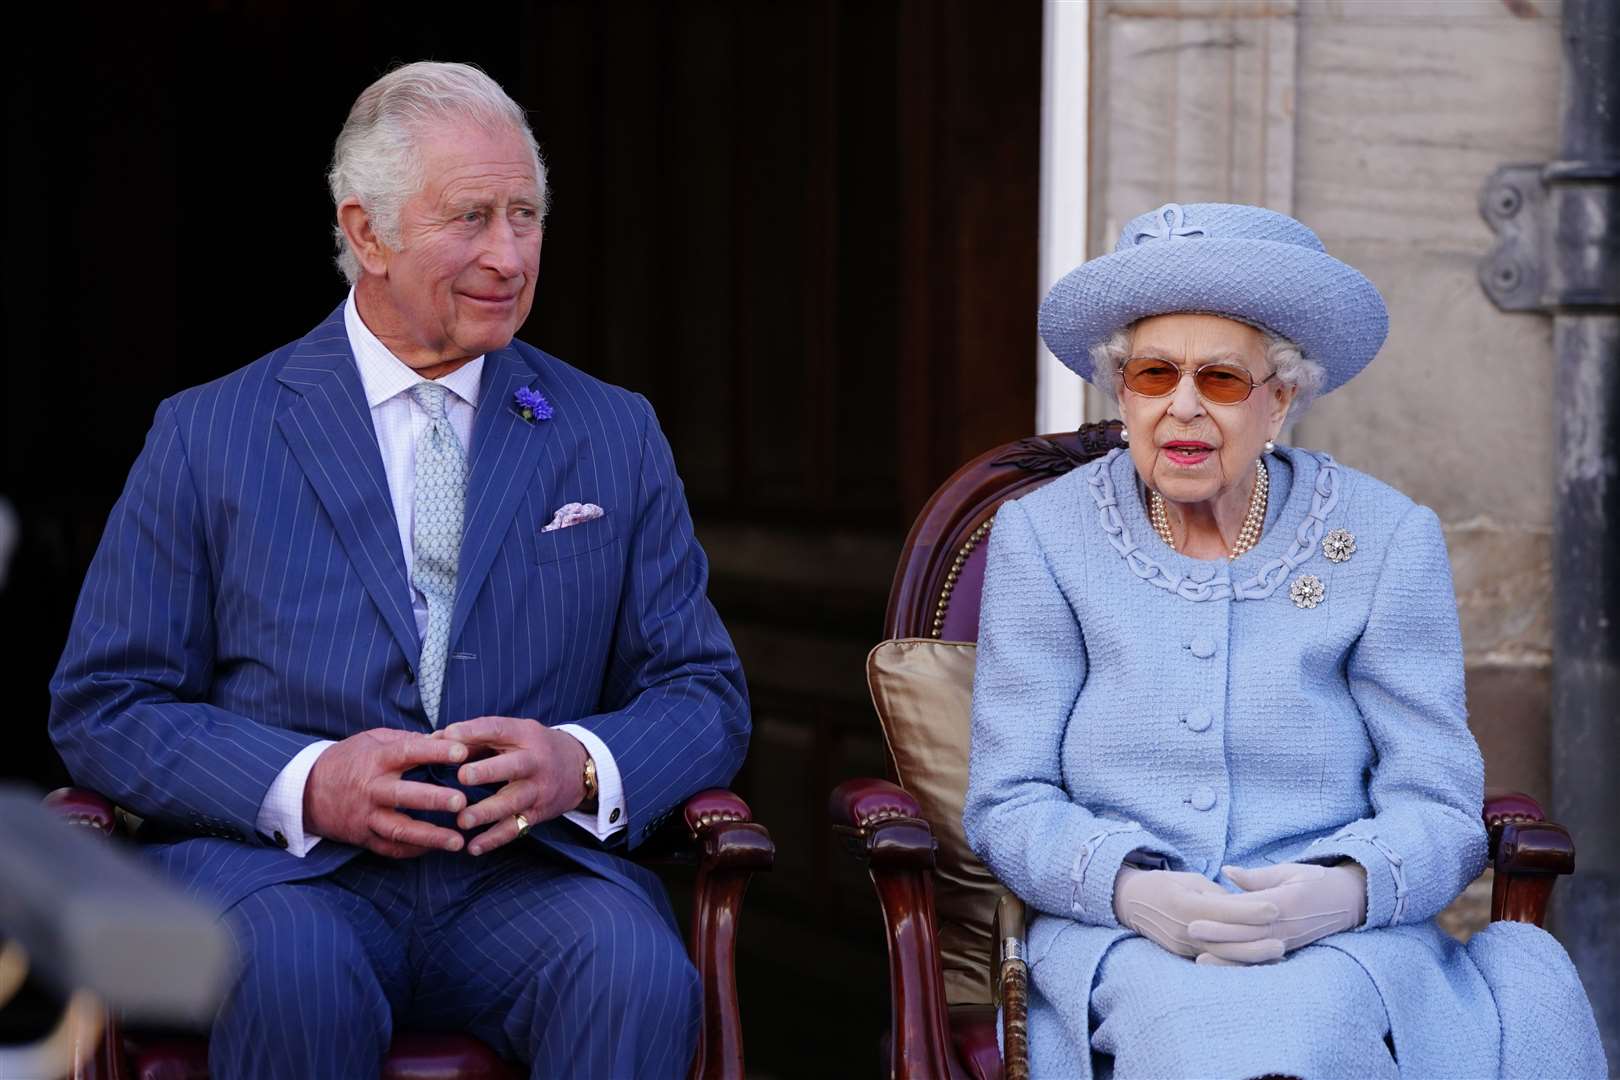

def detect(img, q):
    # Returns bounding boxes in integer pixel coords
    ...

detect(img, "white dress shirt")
[255,290,625,854]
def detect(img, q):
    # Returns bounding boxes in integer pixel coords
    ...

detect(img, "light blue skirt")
[1087,937,1393,1080]
[1023,919,1606,1079]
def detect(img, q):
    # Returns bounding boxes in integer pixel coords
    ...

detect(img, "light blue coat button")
[1186,708,1214,732]
[1189,786,1217,811]
[1189,636,1217,658]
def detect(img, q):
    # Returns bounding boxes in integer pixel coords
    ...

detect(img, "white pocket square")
[542,502,605,532]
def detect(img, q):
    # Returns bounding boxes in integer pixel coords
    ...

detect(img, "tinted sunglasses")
[1120,356,1279,406]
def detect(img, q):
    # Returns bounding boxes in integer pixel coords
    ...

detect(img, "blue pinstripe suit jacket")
[49,305,750,912]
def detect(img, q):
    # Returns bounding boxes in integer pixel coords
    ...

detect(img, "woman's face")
[1118,313,1295,507]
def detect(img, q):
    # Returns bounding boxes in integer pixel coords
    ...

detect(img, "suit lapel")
[274,308,420,667]
[448,346,555,650]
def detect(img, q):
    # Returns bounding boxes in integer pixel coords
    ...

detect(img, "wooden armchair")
[43,785,773,1080]
[829,423,1578,1080]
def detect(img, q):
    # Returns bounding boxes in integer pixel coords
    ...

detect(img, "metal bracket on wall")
[1479,160,1620,314]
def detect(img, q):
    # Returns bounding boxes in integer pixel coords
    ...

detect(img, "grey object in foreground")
[0,784,233,1025]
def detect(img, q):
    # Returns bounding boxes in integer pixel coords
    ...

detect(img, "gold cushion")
[867,638,998,1006]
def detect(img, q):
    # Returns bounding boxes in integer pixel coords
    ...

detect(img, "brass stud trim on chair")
[856,806,912,829]
[1486,812,1538,828]
[691,809,746,835]
[932,520,993,637]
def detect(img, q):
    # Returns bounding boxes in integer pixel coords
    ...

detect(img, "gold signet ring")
[513,813,531,837]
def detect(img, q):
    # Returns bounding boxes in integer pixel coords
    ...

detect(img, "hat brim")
[1038,237,1388,395]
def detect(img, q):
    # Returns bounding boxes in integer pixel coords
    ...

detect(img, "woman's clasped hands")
[1113,861,1368,966]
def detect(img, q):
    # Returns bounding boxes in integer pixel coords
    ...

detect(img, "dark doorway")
[5,3,1040,1073]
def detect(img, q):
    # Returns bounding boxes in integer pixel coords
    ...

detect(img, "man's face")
[364,121,544,371]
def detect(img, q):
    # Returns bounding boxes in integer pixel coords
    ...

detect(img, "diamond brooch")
[1322,528,1356,563]
[1290,574,1326,609]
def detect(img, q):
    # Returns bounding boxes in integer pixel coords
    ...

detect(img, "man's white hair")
[327,61,549,285]
[1089,322,1325,422]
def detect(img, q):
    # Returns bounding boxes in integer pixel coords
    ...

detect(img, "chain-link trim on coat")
[1086,448,1341,603]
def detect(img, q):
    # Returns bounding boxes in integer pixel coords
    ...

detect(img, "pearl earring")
[1264,439,1275,454]
[1120,426,1130,444]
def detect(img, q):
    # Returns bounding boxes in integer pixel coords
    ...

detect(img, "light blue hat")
[1038,203,1388,395]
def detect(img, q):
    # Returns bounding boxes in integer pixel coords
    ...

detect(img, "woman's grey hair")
[1089,323,1325,421]
[328,61,550,285]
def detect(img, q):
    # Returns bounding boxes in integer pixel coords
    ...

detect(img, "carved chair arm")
[672,789,773,1080]
[829,778,964,1080]
[829,777,938,868]
[42,787,119,837]
[1493,820,1575,875]
[682,790,775,880]
[1482,792,1574,927]
[638,789,771,864]
[1484,792,1552,844]
[828,777,925,826]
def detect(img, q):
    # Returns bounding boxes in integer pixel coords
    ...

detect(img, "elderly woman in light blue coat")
[963,203,1604,1079]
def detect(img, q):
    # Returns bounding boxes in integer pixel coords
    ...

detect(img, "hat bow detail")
[1133,203,1208,245]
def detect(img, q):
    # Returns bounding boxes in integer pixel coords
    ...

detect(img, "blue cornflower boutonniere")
[512,387,553,424]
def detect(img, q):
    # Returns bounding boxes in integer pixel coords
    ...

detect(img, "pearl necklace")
[1150,458,1269,561]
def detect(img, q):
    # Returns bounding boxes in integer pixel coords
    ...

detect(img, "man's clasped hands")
[301,719,589,859]
[1113,860,1368,965]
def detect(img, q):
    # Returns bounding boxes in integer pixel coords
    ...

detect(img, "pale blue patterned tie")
[409,382,466,727]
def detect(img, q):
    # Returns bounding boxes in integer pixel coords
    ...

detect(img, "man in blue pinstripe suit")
[49,61,749,1078]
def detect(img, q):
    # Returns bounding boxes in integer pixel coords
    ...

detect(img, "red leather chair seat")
[127,1030,521,1080]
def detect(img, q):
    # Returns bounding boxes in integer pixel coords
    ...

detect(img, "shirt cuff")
[554,724,626,840]
[255,740,335,856]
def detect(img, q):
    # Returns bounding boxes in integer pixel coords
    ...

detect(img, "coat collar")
[1087,445,1339,603]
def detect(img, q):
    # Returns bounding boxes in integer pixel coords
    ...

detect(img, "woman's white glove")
[1112,865,1284,964]
[1191,862,1369,965]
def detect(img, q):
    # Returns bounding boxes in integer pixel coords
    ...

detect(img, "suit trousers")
[208,842,699,1079]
